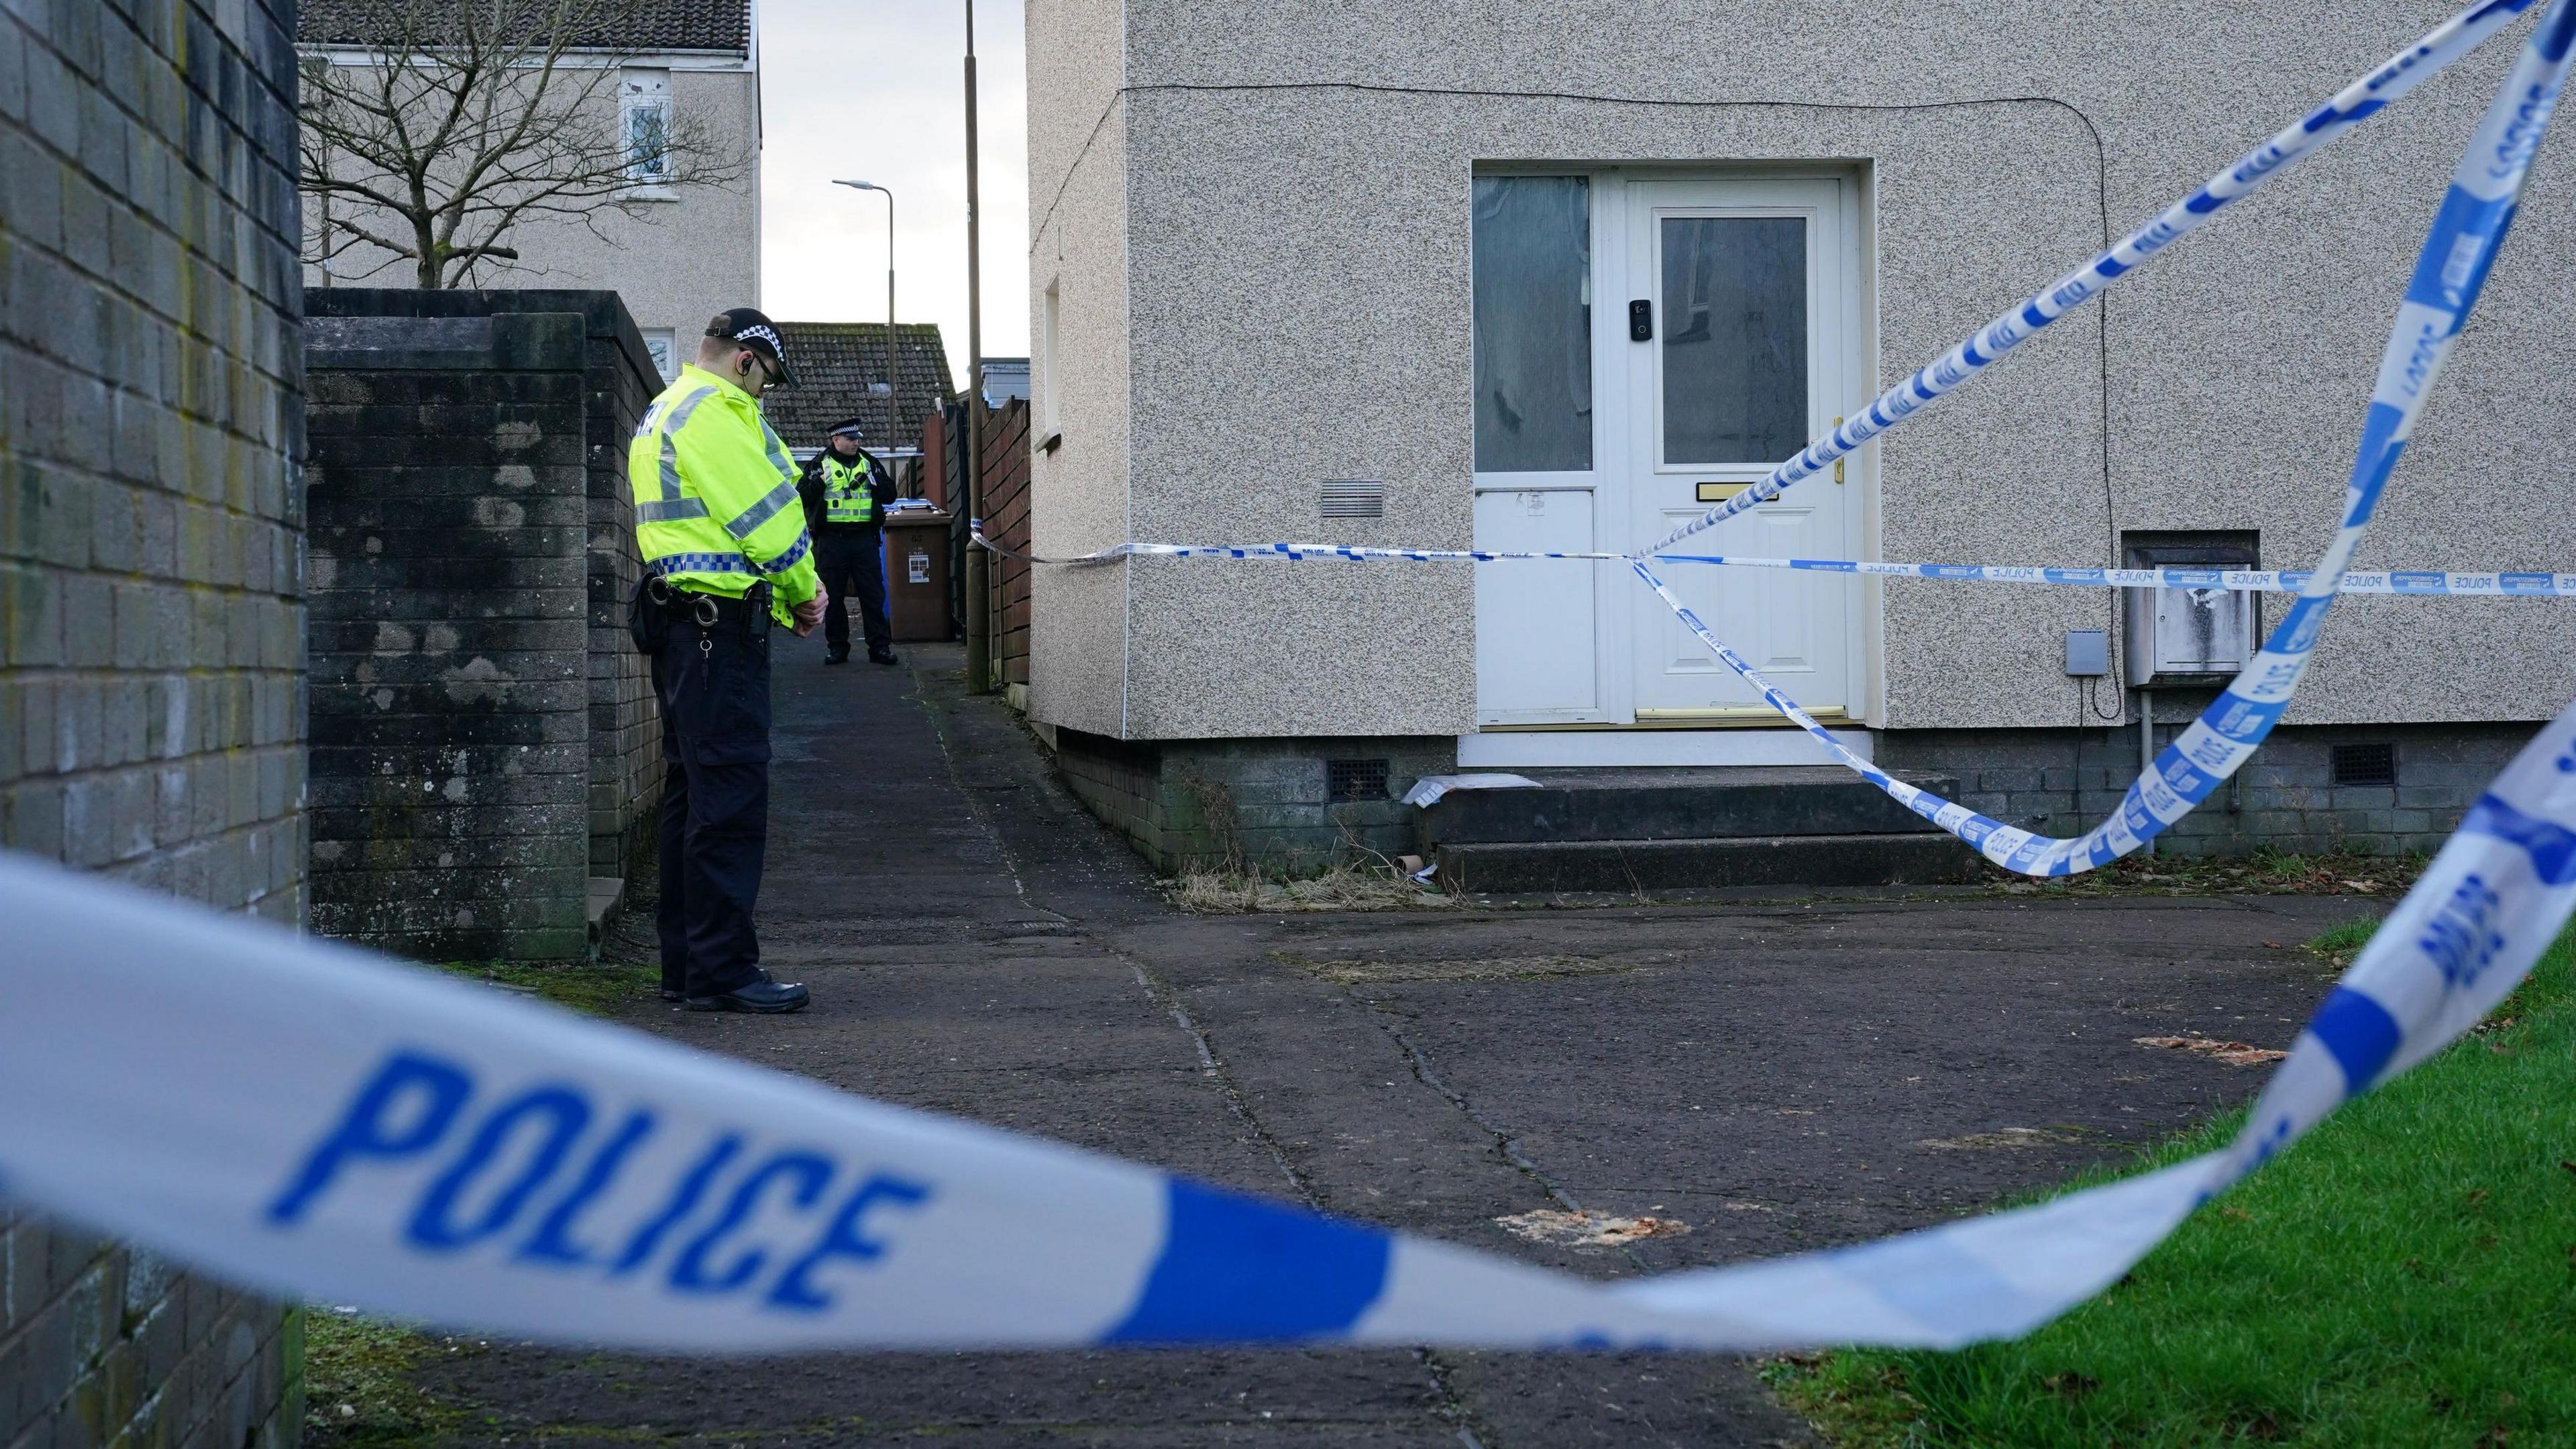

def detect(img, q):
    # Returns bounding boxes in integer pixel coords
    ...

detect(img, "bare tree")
[300,0,750,289]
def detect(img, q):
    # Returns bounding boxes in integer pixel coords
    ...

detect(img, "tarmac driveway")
[390,646,2371,1449]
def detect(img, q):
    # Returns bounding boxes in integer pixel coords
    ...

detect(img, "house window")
[1472,176,1592,473]
[641,327,676,381]
[1040,280,1062,435]
[620,71,674,185]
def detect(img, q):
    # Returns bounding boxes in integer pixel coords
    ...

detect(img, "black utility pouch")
[629,574,672,654]
[745,580,774,644]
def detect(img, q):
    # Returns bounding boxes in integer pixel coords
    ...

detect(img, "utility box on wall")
[2123,531,2261,686]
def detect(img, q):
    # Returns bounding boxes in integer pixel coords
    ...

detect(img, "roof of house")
[979,358,1031,407]
[299,0,753,54]
[761,322,955,451]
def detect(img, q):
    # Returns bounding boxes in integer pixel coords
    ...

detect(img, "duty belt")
[644,575,771,627]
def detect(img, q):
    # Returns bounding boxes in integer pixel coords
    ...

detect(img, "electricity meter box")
[2122,531,2259,687]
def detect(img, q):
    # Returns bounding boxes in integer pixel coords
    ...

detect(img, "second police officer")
[798,417,898,665]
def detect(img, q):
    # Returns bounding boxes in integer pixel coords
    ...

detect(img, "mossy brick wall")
[0,0,305,1447]
[305,290,661,888]
[303,294,661,961]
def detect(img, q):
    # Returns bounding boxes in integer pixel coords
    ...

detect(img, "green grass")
[301,1309,474,1448]
[433,959,659,1016]
[1769,920,2576,1448]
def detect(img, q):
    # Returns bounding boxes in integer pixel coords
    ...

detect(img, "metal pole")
[883,189,900,492]
[962,0,991,690]
[2137,688,2156,858]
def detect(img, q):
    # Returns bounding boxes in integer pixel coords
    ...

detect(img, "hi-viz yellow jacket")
[627,364,820,625]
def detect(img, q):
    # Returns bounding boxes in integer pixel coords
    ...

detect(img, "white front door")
[1471,171,1866,742]
[1624,177,1861,722]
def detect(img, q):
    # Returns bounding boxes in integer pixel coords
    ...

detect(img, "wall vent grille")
[1326,758,1390,802]
[2331,742,2397,788]
[1321,480,1385,519]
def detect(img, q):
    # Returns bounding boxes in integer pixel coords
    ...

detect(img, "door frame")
[1469,162,1882,741]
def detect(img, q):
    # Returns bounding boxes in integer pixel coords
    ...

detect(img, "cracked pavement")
[392,644,2374,1448]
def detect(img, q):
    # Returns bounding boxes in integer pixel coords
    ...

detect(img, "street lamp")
[831,179,898,477]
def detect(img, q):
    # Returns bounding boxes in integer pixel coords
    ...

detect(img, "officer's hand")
[792,589,826,637]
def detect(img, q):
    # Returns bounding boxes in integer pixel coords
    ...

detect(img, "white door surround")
[1470,168,1874,763]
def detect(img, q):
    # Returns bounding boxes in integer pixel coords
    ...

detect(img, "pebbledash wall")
[1,0,306,1447]
[303,290,662,963]
[1024,0,2575,870]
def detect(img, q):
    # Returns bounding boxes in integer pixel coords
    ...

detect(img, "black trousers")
[651,611,771,998]
[815,529,890,658]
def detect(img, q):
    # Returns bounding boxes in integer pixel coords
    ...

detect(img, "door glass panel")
[1472,176,1592,472]
[1660,215,1806,464]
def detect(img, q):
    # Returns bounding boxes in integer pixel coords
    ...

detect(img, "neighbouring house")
[297,0,762,382]
[1023,0,2576,883]
[760,321,955,482]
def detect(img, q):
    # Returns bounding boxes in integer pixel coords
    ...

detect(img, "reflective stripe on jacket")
[627,364,820,623]
[820,455,877,525]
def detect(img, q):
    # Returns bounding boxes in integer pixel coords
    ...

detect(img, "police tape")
[971,536,2576,599]
[1,694,2571,1352]
[0,0,2568,1364]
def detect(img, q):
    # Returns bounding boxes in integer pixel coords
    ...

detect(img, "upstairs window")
[621,71,674,185]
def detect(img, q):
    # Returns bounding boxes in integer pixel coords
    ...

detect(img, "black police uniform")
[635,583,775,1000]
[798,435,898,663]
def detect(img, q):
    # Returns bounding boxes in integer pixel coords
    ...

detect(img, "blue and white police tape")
[1643,0,2546,557]
[974,535,2576,599]
[1632,0,2576,879]
[2,697,2572,1351]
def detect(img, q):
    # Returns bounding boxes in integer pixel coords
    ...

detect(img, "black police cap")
[704,307,796,387]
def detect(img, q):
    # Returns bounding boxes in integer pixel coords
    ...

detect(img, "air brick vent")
[1326,758,1390,802]
[2331,741,2396,788]
[1321,480,1385,519]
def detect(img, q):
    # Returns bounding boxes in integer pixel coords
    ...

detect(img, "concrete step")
[1437,832,1982,894]
[1424,765,1962,845]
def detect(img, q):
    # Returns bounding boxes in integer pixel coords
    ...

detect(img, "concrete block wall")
[0,0,305,1445]
[1879,720,2537,858]
[1053,729,1450,873]
[305,307,596,961]
[304,291,661,887]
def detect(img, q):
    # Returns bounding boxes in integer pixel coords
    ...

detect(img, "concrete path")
[410,644,2371,1448]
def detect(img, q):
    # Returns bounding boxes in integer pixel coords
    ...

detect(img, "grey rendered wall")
[1025,0,1131,737]
[1067,0,2576,739]
[1,0,306,1446]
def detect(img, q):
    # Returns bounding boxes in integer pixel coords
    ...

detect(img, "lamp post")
[961,0,991,690]
[831,179,898,474]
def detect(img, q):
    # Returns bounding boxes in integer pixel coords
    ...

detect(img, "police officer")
[625,308,822,1014]
[797,418,898,665]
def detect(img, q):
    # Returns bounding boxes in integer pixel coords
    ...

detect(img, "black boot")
[684,972,811,1014]
[868,648,899,666]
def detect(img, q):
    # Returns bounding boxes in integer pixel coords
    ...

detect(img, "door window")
[1472,176,1593,472]
[1660,216,1807,465]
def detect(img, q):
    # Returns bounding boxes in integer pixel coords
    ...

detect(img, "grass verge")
[1767,920,2576,1447]
[301,1309,480,1448]
[433,959,659,1016]
[1165,862,1461,914]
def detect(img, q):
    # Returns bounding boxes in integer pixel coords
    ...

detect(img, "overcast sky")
[759,1,1029,386]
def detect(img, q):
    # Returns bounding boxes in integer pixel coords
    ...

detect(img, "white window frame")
[640,327,677,381]
[619,70,678,199]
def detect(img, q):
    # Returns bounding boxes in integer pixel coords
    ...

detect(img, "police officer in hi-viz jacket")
[797,417,898,665]
[625,308,820,1015]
